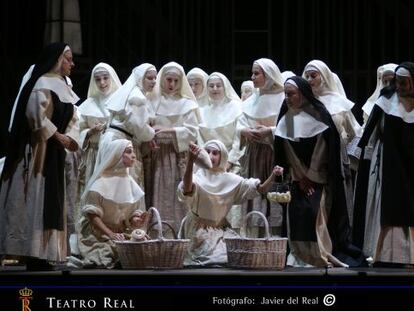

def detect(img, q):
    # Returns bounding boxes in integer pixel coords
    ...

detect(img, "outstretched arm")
[257,165,284,194]
[183,143,200,195]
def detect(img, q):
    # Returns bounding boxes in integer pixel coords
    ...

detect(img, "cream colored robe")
[78,98,110,189]
[76,191,145,269]
[0,84,79,262]
[101,87,155,189]
[177,174,260,266]
[146,97,199,231]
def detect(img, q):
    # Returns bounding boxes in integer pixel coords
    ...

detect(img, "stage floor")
[1,265,414,283]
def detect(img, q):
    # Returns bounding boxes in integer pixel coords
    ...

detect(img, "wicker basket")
[225,211,287,270]
[115,207,190,269]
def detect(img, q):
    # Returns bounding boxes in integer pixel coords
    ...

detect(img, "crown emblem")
[19,287,33,297]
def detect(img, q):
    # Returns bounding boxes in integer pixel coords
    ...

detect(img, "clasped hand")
[53,131,77,151]
[242,125,271,141]
[299,177,315,196]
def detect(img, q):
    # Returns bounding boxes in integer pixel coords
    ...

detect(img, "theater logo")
[19,287,33,311]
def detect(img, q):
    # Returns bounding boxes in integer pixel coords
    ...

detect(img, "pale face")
[208,77,225,101]
[162,72,181,95]
[143,69,157,93]
[60,49,74,77]
[205,147,221,168]
[251,64,266,88]
[122,146,136,167]
[381,72,394,87]
[284,83,303,110]
[396,75,414,97]
[188,78,204,98]
[94,72,111,95]
[241,86,254,101]
[304,70,322,90]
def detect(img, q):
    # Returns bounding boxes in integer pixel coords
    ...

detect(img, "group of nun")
[0,42,413,270]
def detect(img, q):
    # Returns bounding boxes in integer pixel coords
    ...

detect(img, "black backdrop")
[1,0,413,157]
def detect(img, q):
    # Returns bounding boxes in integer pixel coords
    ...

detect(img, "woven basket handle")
[147,221,177,239]
[177,215,188,239]
[242,211,271,239]
[147,207,164,240]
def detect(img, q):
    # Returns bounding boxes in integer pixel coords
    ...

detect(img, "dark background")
[1,0,413,157]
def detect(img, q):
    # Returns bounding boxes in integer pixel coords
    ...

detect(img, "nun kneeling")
[71,139,148,269]
[178,140,281,267]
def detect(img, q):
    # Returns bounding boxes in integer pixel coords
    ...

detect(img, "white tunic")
[0,76,79,262]
[177,169,261,266]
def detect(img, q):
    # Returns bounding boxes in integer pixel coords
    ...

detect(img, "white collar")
[194,169,244,195]
[317,92,354,115]
[155,96,198,117]
[375,93,414,123]
[77,96,110,118]
[242,92,285,119]
[199,99,241,128]
[275,109,328,141]
[90,175,144,204]
[34,75,79,104]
